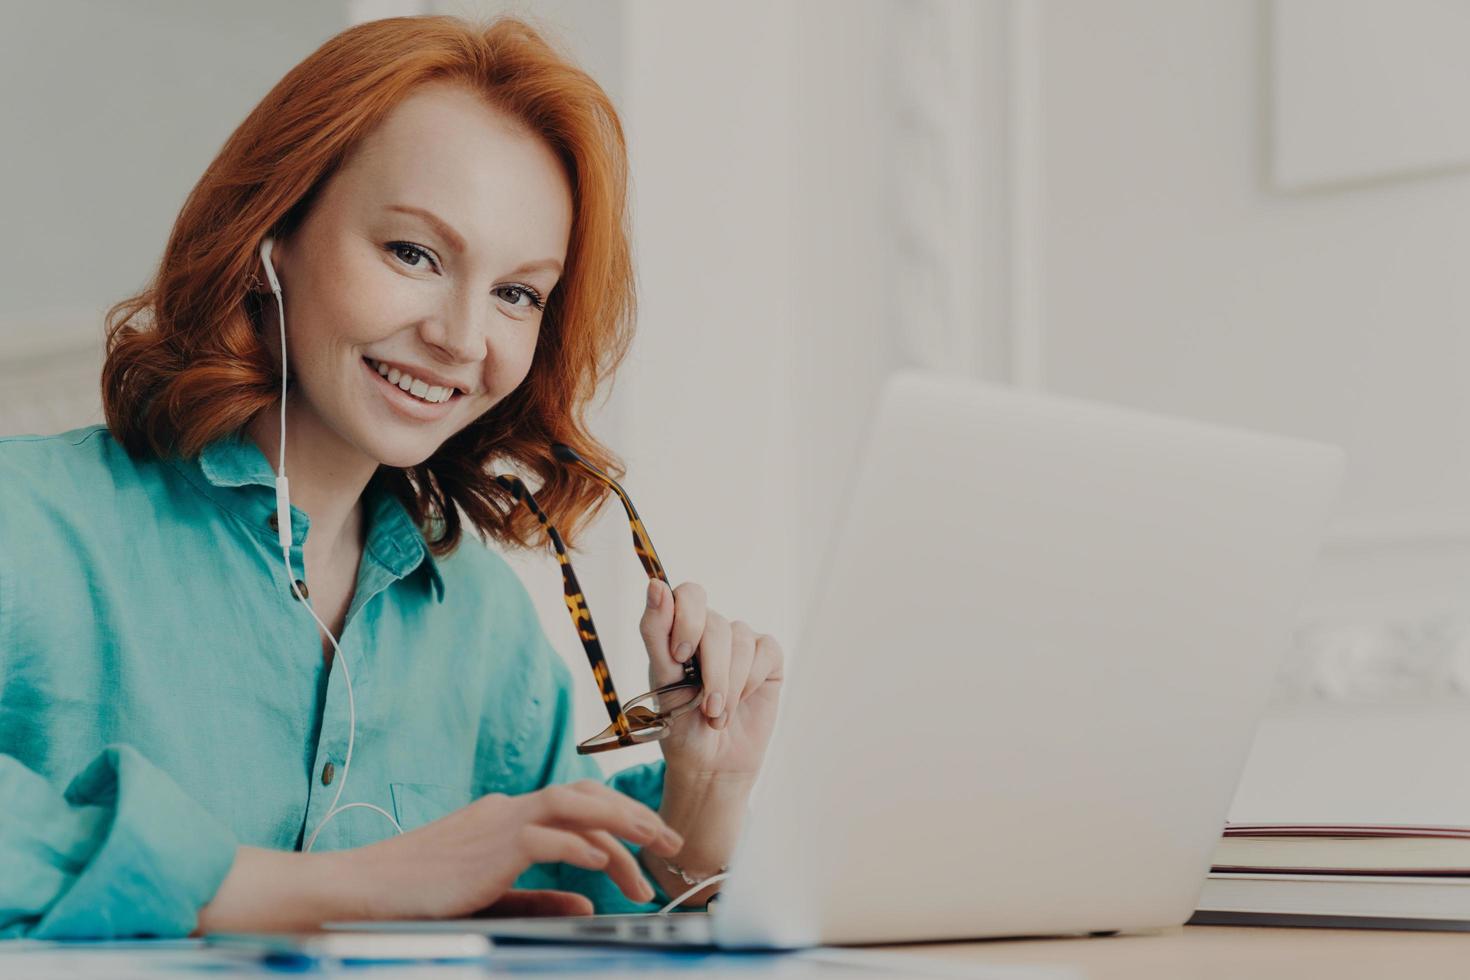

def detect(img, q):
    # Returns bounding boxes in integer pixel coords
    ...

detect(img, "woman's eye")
[386,243,542,310]
[495,284,546,311]
[387,241,437,272]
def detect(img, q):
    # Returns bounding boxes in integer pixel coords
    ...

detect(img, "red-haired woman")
[0,15,782,939]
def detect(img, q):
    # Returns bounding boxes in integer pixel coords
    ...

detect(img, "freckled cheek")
[330,254,407,345]
[474,335,540,406]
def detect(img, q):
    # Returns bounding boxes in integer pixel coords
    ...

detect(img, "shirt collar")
[190,428,446,603]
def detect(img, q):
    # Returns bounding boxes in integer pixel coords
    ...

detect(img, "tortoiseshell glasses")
[494,444,704,755]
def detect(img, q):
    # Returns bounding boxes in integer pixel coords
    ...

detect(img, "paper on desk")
[0,940,489,979]
[0,940,253,980]
[475,945,1081,977]
[797,948,1082,979]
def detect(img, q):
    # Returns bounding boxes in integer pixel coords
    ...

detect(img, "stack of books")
[1191,823,1470,929]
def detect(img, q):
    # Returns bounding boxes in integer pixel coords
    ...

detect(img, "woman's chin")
[358,429,444,470]
[379,448,440,470]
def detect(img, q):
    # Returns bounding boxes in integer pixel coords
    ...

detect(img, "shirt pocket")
[389,782,474,832]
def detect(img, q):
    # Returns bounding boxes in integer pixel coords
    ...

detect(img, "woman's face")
[262,81,572,469]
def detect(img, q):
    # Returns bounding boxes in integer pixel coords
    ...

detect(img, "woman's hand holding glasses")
[638,578,784,782]
[494,443,787,907]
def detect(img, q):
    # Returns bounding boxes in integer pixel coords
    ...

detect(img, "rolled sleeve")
[1,744,238,940]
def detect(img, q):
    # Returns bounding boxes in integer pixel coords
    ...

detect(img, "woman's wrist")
[640,768,755,906]
[659,767,756,842]
[192,845,359,935]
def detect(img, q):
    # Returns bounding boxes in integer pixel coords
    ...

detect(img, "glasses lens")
[574,683,703,755]
[577,717,667,754]
[625,683,701,725]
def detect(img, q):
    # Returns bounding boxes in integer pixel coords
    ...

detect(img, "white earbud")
[259,236,283,296]
[260,237,293,553]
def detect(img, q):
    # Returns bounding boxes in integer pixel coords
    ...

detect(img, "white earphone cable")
[657,873,729,915]
[265,259,402,850]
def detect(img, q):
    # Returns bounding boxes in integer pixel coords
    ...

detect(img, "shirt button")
[292,579,310,599]
[267,512,279,532]
[321,761,335,786]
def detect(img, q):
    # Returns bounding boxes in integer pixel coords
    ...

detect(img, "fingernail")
[647,581,661,609]
[706,692,724,717]
[662,827,684,849]
[675,642,692,662]
[640,878,656,901]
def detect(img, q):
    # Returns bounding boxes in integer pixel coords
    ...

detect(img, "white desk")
[7,925,1470,978]
[896,924,1470,979]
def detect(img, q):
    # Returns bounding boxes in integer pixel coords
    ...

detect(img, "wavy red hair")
[102,14,634,555]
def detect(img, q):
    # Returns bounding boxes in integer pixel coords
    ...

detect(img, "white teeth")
[368,358,455,404]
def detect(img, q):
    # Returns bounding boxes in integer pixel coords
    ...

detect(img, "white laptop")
[329,370,1345,949]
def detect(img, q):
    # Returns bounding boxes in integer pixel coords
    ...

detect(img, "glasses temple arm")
[552,448,701,687]
[552,444,670,581]
[495,474,635,742]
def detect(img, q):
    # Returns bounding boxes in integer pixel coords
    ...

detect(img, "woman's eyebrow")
[385,203,562,275]
[508,257,563,277]
[387,203,466,252]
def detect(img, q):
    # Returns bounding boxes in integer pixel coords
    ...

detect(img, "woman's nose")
[417,292,488,365]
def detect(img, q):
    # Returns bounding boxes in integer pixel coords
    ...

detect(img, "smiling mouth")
[363,356,463,405]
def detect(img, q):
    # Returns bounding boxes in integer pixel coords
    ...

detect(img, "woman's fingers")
[537,781,683,856]
[638,579,680,686]
[516,818,662,908]
[521,783,675,903]
[668,581,707,669]
[581,828,658,903]
[696,611,731,726]
[742,634,785,702]
[518,824,656,905]
[474,889,595,918]
[720,621,757,731]
[517,824,613,870]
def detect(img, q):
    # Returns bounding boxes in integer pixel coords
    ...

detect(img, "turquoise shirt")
[0,424,671,939]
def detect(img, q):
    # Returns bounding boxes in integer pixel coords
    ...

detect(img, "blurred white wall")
[1018,0,1470,820]
[0,0,348,434]
[7,0,1470,818]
